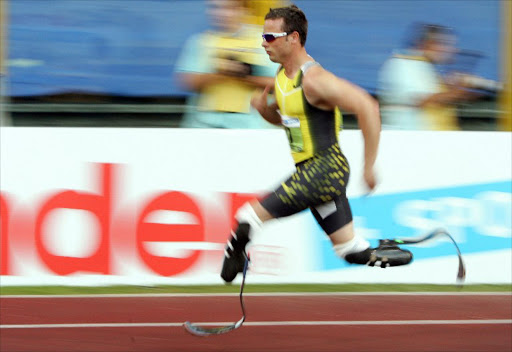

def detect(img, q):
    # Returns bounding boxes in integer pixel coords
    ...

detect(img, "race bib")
[280,114,304,152]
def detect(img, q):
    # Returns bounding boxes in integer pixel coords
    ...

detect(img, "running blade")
[184,317,244,337]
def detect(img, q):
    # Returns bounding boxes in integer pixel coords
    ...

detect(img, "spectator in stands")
[175,0,281,129]
[377,23,480,130]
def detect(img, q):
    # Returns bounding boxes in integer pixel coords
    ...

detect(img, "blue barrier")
[312,181,512,271]
[7,0,500,97]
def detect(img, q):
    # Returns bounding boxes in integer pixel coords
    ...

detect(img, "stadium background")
[1,4,510,352]
[1,0,510,130]
[0,0,510,288]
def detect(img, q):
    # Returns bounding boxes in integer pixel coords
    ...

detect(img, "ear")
[289,31,300,44]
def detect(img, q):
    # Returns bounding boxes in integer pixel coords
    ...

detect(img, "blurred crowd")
[175,0,284,129]
[174,0,506,131]
[2,0,509,130]
[377,23,496,131]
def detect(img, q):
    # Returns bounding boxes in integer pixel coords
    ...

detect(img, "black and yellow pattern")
[274,63,342,163]
[261,62,353,233]
[261,143,350,218]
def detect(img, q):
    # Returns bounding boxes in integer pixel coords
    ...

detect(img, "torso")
[274,62,342,163]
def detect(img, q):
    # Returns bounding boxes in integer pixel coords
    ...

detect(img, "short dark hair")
[407,23,455,48]
[265,5,308,46]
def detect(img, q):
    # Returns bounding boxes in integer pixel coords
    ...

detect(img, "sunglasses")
[262,32,290,43]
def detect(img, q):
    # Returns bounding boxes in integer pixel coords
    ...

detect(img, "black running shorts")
[260,143,353,235]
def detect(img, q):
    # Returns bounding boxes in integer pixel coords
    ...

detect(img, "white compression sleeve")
[235,203,263,237]
[333,235,370,259]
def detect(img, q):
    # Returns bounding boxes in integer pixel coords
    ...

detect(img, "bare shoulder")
[301,66,340,107]
[302,65,333,92]
[302,64,377,112]
[302,66,354,101]
[305,66,369,97]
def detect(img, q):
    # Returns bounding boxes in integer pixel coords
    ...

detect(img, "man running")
[221,4,412,283]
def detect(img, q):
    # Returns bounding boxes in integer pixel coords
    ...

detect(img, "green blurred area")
[1,284,510,295]
[5,94,501,131]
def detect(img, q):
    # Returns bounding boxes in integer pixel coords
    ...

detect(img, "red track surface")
[1,293,511,352]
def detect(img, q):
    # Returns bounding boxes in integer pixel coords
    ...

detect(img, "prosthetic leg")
[341,238,413,268]
[368,239,414,268]
[220,204,262,283]
[342,229,465,284]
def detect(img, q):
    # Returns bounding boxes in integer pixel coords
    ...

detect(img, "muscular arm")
[259,101,281,125]
[250,85,282,125]
[303,68,381,187]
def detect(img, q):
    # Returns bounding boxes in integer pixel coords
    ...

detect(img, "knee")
[235,203,263,232]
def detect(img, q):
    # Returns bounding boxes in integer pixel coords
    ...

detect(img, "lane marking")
[1,292,511,299]
[1,320,511,329]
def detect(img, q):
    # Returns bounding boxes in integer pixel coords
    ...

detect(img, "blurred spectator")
[377,23,481,131]
[175,0,280,129]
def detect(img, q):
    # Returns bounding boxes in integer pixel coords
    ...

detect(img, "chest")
[274,74,306,118]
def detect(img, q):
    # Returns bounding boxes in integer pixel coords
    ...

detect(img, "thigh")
[259,175,311,218]
[260,146,350,219]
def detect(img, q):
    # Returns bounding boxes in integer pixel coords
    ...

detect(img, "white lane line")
[1,320,511,329]
[1,292,511,299]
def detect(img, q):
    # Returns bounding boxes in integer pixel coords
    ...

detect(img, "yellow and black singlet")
[260,61,352,230]
[274,61,342,164]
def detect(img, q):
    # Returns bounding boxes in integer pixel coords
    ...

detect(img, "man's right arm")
[250,86,282,125]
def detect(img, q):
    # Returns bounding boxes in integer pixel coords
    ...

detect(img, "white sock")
[333,235,370,259]
[235,203,263,239]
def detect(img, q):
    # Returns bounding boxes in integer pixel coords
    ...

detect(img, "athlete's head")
[264,5,308,46]
[411,23,457,64]
[262,5,307,62]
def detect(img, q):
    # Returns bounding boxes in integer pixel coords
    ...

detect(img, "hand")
[363,165,377,193]
[216,58,251,77]
[445,72,480,89]
[251,85,272,115]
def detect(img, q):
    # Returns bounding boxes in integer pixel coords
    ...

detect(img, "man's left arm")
[303,69,381,190]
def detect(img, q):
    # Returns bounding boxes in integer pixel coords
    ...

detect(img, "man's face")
[207,0,241,32]
[262,18,290,63]
[424,34,457,64]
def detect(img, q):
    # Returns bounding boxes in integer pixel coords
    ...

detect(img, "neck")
[281,48,313,78]
[417,47,434,63]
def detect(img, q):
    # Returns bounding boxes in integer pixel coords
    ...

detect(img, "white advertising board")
[0,128,510,285]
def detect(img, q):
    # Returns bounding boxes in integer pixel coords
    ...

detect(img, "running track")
[1,293,511,352]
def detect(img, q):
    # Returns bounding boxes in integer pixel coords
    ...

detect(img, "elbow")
[362,94,381,129]
[369,97,380,115]
[354,97,381,130]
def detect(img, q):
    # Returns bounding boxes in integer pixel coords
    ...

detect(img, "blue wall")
[7,0,501,97]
